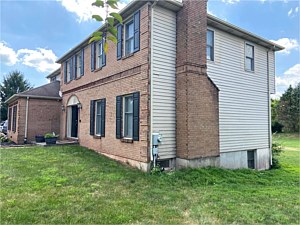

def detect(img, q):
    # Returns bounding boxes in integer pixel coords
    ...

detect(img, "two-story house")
[56,0,283,171]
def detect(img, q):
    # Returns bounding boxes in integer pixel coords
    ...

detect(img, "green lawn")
[273,133,300,150]
[1,145,299,224]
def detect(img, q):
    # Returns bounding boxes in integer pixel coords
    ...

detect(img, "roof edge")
[5,94,62,104]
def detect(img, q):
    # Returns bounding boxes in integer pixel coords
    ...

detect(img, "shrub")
[44,133,57,138]
[272,142,283,169]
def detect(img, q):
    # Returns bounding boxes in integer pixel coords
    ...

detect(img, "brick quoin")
[176,0,220,159]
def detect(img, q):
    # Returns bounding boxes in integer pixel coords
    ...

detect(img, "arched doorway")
[67,95,80,138]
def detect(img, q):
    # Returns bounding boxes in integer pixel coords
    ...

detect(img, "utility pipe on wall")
[24,96,29,144]
[267,50,272,167]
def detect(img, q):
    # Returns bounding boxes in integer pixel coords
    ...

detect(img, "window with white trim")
[76,52,82,77]
[123,95,133,138]
[66,60,71,82]
[97,41,103,69]
[125,20,134,56]
[245,43,254,71]
[95,100,102,136]
[207,29,214,61]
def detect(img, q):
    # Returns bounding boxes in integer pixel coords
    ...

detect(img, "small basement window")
[247,150,255,169]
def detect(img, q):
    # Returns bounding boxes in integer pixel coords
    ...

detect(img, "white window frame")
[207,29,214,61]
[66,60,71,82]
[123,94,133,139]
[97,41,103,69]
[124,19,134,56]
[245,43,255,72]
[76,52,82,77]
[95,100,102,136]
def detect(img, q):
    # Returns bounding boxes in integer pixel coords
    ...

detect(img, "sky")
[0,0,299,99]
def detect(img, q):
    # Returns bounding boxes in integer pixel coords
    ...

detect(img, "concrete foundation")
[176,156,220,169]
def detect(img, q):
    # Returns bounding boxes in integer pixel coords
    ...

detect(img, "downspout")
[150,0,158,165]
[267,50,272,167]
[24,96,29,144]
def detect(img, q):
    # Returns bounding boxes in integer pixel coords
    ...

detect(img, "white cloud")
[0,41,60,73]
[221,0,240,4]
[17,48,60,73]
[273,64,300,99]
[59,0,127,23]
[0,42,18,66]
[270,38,299,54]
[288,6,299,17]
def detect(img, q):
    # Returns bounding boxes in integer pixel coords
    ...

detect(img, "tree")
[89,0,123,53]
[0,70,32,121]
[276,83,300,133]
[271,99,283,133]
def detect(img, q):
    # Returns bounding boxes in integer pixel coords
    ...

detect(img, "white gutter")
[24,97,29,144]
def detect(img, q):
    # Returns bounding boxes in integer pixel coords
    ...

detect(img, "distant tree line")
[272,83,300,133]
[0,70,32,121]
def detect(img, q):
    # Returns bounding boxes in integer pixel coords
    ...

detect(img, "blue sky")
[0,0,299,98]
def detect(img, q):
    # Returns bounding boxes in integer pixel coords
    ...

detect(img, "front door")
[71,106,78,138]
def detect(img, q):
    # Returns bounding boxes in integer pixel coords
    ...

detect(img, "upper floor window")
[125,20,134,56]
[97,41,104,69]
[245,43,254,71]
[117,11,140,60]
[76,52,82,76]
[66,60,71,82]
[207,30,214,61]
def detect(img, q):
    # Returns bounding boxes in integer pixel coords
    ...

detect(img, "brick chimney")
[176,0,220,166]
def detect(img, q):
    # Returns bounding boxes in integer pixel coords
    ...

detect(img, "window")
[245,43,254,71]
[123,95,133,138]
[207,30,214,61]
[66,60,71,82]
[97,42,103,69]
[125,21,134,56]
[95,100,102,136]
[90,99,106,137]
[116,92,140,141]
[76,52,82,77]
[247,150,255,169]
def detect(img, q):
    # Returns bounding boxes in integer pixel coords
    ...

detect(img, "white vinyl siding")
[207,27,271,153]
[268,51,276,94]
[151,6,177,159]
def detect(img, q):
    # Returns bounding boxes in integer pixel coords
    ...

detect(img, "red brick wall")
[60,3,151,163]
[176,0,220,159]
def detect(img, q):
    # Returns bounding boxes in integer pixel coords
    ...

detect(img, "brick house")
[56,0,283,171]
[6,71,61,144]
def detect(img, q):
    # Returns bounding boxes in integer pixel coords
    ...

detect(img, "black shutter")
[70,57,73,81]
[81,48,84,76]
[100,99,106,137]
[133,11,140,52]
[102,39,106,67]
[91,42,95,71]
[74,55,77,79]
[132,92,140,141]
[64,61,67,83]
[8,107,12,131]
[117,24,123,60]
[90,100,95,135]
[12,105,17,132]
[116,95,123,139]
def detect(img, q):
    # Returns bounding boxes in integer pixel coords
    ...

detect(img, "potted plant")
[44,133,58,145]
[35,135,45,143]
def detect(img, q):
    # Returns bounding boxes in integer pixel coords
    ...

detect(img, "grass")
[273,133,300,150]
[1,144,299,224]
